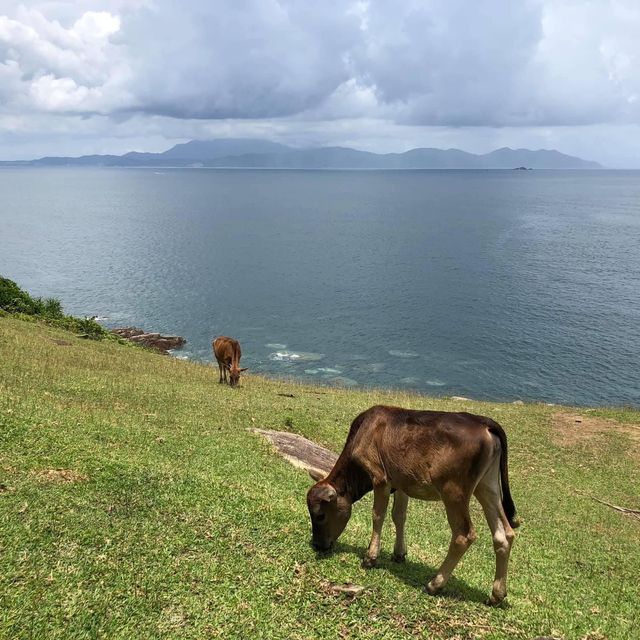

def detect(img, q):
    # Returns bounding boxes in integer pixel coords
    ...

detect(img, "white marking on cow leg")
[426,498,476,595]
[362,484,391,568]
[475,467,515,605]
[391,490,409,562]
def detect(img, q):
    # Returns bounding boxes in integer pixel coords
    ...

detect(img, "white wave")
[269,350,324,362]
[169,350,191,360]
[388,349,420,358]
[425,379,446,387]
[400,376,420,385]
[266,343,287,349]
[316,367,342,374]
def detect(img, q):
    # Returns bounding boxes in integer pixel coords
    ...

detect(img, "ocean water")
[1,167,639,407]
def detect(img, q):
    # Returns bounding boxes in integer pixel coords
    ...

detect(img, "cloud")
[351,0,640,127]
[0,5,131,113]
[117,0,362,119]
[2,0,640,125]
[1,1,640,163]
[352,0,543,126]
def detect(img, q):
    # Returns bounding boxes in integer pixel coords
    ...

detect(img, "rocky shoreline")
[111,327,186,354]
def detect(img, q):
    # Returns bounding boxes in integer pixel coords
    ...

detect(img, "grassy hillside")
[1,316,639,639]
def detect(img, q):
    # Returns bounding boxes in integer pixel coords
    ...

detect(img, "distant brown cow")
[307,405,519,605]
[212,336,247,387]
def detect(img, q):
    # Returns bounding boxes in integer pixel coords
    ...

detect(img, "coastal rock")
[111,327,186,353]
[111,327,145,339]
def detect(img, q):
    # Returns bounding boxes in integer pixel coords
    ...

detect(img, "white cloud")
[0,5,129,113]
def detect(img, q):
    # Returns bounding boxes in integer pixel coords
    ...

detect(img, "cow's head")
[306,473,352,551]
[227,364,248,387]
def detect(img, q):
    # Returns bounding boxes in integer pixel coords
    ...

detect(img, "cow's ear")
[239,367,248,372]
[315,483,337,503]
[308,467,326,482]
[225,363,232,370]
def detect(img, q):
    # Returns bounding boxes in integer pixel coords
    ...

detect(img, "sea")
[1,167,639,407]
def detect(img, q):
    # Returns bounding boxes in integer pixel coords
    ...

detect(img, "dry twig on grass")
[575,490,640,522]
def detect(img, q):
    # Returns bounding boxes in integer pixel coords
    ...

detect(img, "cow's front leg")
[391,490,409,562]
[362,484,391,568]
[218,364,224,384]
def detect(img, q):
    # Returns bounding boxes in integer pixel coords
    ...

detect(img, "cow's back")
[349,406,496,499]
[213,336,240,364]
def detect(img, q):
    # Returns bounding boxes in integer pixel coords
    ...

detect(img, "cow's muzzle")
[311,539,333,552]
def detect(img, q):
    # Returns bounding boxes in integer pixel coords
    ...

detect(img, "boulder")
[252,428,338,478]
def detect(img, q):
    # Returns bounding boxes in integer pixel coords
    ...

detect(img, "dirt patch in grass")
[50,338,72,346]
[552,412,640,457]
[34,469,88,483]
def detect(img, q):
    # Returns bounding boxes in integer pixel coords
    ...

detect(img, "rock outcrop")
[111,327,186,353]
[251,428,338,478]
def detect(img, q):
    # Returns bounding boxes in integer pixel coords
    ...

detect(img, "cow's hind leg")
[474,462,515,606]
[362,484,391,568]
[218,363,224,384]
[426,495,476,595]
[391,490,409,562]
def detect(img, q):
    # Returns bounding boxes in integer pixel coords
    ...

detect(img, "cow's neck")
[328,454,372,504]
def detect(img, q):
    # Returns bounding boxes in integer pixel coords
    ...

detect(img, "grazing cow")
[307,405,519,605]
[212,336,247,387]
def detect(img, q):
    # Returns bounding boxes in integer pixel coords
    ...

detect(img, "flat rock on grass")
[321,581,365,600]
[251,429,338,478]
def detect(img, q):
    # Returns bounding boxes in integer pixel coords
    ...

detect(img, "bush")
[0,276,108,339]
[0,277,66,319]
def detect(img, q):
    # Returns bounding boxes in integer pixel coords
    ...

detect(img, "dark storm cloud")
[117,0,362,120]
[2,1,640,126]
[353,0,544,126]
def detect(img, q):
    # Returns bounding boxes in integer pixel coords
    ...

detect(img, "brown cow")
[212,336,247,387]
[307,405,519,605]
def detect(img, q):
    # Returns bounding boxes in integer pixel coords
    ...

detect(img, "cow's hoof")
[361,556,377,569]
[425,580,443,596]
[486,593,506,607]
[391,552,406,563]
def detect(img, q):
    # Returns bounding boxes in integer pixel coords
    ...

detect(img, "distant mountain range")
[1,139,602,169]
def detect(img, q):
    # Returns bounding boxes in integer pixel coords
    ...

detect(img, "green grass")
[1,316,639,639]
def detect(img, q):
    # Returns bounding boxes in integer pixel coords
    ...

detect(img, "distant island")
[0,139,602,170]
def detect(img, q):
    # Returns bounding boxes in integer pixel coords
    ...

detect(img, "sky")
[1,0,640,166]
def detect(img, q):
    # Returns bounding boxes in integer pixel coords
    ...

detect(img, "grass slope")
[1,316,639,639]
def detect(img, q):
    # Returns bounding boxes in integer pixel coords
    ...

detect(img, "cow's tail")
[487,421,520,529]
